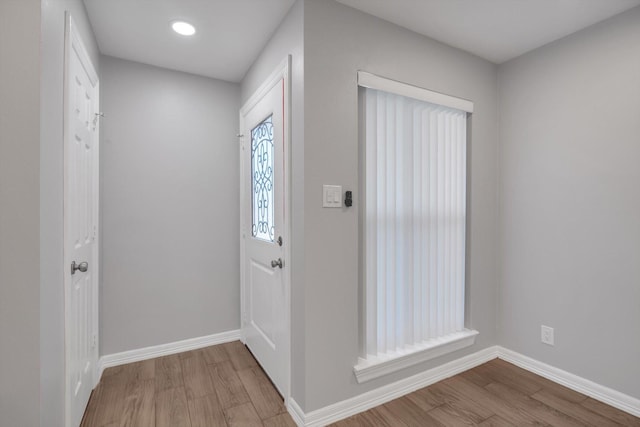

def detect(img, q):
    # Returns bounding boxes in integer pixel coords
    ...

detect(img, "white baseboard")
[497,346,640,418]
[288,345,640,426]
[289,346,500,427]
[98,335,640,425]
[287,398,306,427]
[97,329,242,379]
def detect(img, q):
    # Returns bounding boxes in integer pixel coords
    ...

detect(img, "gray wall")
[100,56,241,355]
[40,1,101,425]
[240,0,306,406]
[498,6,640,399]
[301,0,499,411]
[1,1,98,425]
[0,1,41,426]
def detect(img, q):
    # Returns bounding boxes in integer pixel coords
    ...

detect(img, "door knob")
[271,258,283,269]
[71,261,88,275]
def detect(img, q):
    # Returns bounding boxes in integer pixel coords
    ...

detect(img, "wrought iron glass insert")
[251,115,275,242]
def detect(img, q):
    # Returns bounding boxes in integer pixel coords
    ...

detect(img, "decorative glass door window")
[251,115,275,242]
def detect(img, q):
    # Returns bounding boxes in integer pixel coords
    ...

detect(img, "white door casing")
[240,57,291,400]
[64,14,100,427]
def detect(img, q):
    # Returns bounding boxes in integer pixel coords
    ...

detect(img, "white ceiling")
[83,0,296,82]
[336,0,640,63]
[84,0,640,82]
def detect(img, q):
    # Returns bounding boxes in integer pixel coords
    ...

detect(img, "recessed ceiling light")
[171,21,196,36]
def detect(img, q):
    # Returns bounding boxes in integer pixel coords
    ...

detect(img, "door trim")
[63,13,100,427]
[239,56,292,404]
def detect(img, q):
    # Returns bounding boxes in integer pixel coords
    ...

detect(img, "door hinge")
[91,334,97,349]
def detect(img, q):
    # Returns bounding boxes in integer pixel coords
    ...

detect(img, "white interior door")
[240,59,290,398]
[64,15,100,427]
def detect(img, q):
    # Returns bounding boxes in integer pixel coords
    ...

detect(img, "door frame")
[239,56,292,403]
[63,13,100,427]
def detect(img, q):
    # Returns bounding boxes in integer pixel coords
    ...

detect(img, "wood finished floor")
[81,341,295,427]
[331,358,640,427]
[82,342,640,427]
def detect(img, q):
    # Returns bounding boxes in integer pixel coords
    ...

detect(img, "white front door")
[64,15,100,427]
[240,59,290,398]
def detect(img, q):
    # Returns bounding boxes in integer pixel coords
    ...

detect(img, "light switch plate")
[323,185,342,208]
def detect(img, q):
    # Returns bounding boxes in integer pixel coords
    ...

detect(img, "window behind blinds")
[361,80,470,363]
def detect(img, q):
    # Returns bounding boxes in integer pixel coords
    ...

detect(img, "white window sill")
[353,329,479,383]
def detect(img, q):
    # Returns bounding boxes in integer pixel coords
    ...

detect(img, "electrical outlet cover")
[541,325,554,346]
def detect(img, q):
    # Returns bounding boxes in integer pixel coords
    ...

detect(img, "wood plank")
[383,397,445,426]
[531,389,621,427]
[534,379,588,405]
[119,379,155,427]
[89,371,128,426]
[209,360,251,409]
[329,417,357,427]
[263,412,298,427]
[368,405,410,427]
[329,417,358,427]
[581,397,640,426]
[101,365,127,379]
[459,365,494,388]
[445,376,543,426]
[485,382,585,427]
[178,349,201,359]
[330,414,371,427]
[79,383,103,427]
[491,359,587,403]
[156,354,184,392]
[237,366,286,419]
[329,409,394,427]
[181,351,215,400]
[476,361,543,396]
[224,402,264,427]
[83,359,156,426]
[478,414,515,427]
[201,344,231,365]
[156,386,191,427]
[404,387,444,411]
[429,380,495,421]
[359,410,396,427]
[224,341,258,371]
[428,403,486,426]
[126,359,156,381]
[187,394,227,427]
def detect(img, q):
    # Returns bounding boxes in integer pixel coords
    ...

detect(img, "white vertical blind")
[364,87,467,358]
